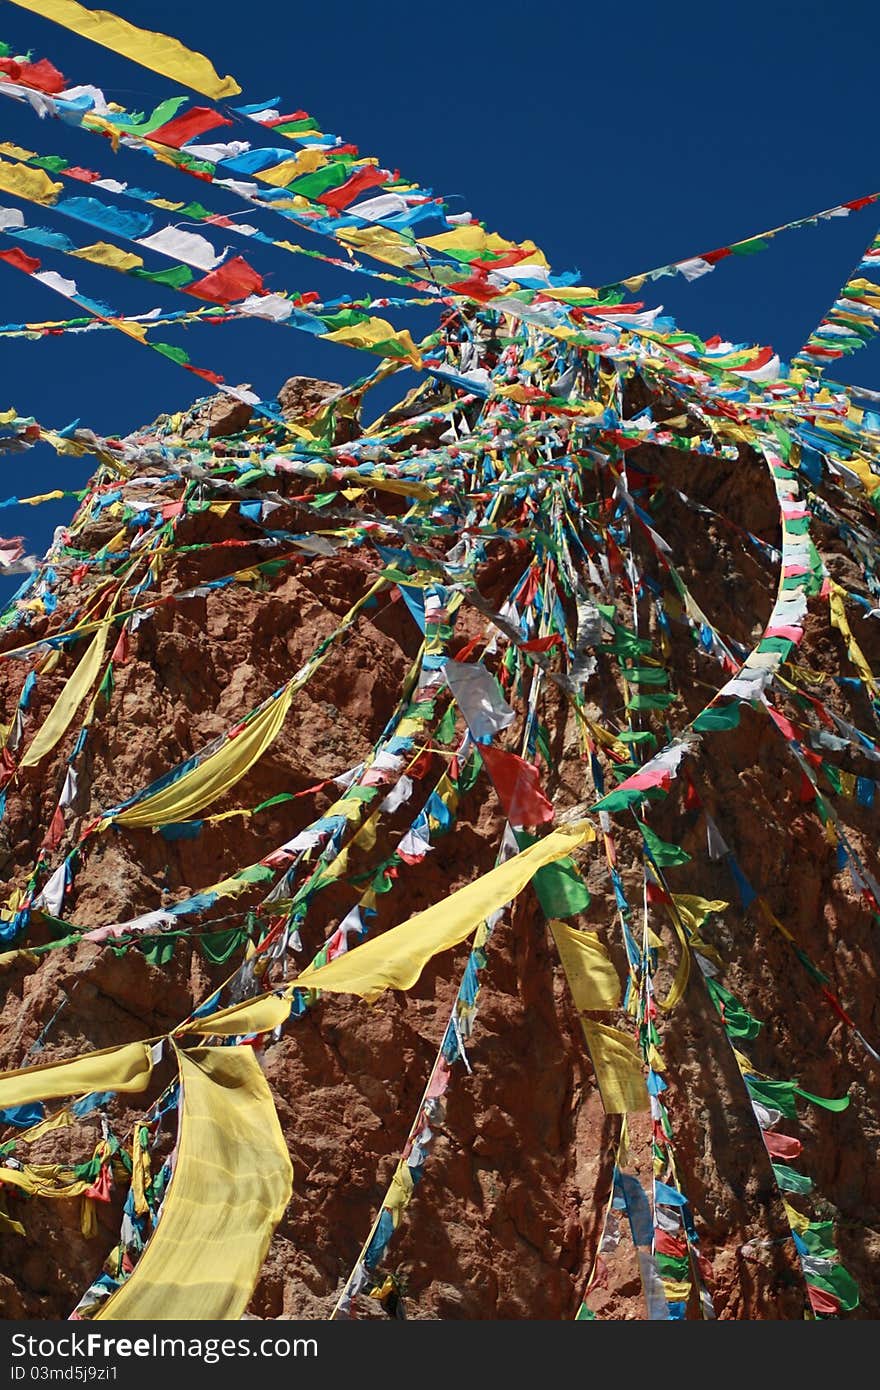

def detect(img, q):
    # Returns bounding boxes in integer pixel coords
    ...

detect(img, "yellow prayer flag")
[18,1108,73,1144]
[671,895,728,934]
[661,1279,693,1301]
[8,0,242,98]
[111,686,294,829]
[256,149,328,187]
[0,1040,153,1110]
[0,142,36,161]
[580,1019,649,1114]
[0,159,62,206]
[21,623,110,767]
[385,1160,414,1225]
[783,1200,810,1234]
[95,1045,291,1320]
[337,225,421,267]
[321,318,422,368]
[549,920,621,1010]
[175,990,293,1039]
[70,242,144,272]
[0,1164,93,1199]
[419,225,548,268]
[296,821,597,1002]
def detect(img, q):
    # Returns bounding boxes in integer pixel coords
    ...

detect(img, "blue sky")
[1,0,879,594]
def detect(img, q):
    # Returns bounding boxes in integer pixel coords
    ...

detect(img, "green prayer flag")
[706,978,762,1039]
[616,730,657,747]
[744,1077,798,1119]
[731,237,770,256]
[798,1223,838,1260]
[253,793,296,813]
[200,928,247,965]
[622,666,669,685]
[516,830,591,916]
[805,1264,859,1312]
[693,703,741,732]
[637,821,692,867]
[795,1086,850,1112]
[131,265,194,290]
[533,858,591,917]
[139,935,177,967]
[235,864,276,884]
[436,703,458,745]
[626,692,675,710]
[151,342,190,367]
[593,785,664,813]
[772,1163,813,1194]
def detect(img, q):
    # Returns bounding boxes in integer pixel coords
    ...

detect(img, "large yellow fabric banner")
[296,821,597,1002]
[95,1045,292,1320]
[112,687,294,829]
[21,623,109,767]
[175,990,293,1039]
[7,0,242,98]
[0,1040,153,1109]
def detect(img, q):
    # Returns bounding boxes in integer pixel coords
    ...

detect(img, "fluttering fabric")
[94,1045,292,1320]
[7,0,242,98]
[297,822,596,1002]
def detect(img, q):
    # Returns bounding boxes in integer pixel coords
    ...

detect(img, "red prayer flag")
[0,247,41,275]
[41,805,66,855]
[806,1284,840,1316]
[183,364,225,385]
[149,106,233,149]
[683,775,701,812]
[111,628,130,665]
[519,634,565,653]
[654,1229,687,1258]
[480,742,555,826]
[83,1165,112,1202]
[0,56,66,93]
[185,256,265,304]
[448,274,501,303]
[766,705,798,741]
[319,165,389,210]
[761,1129,803,1160]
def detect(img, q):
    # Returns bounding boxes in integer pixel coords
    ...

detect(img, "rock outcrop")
[0,359,878,1323]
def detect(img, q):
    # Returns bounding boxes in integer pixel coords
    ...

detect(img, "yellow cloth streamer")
[0,160,62,206]
[175,990,293,1038]
[297,821,596,1002]
[0,1166,91,1199]
[549,920,621,1010]
[18,1108,74,1144]
[830,581,878,694]
[95,1045,292,1321]
[420,225,548,268]
[580,1020,649,1114]
[337,225,420,267]
[0,1040,153,1109]
[112,686,294,829]
[21,622,110,767]
[70,242,144,272]
[384,1160,414,1226]
[671,895,728,933]
[8,0,241,98]
[321,319,422,367]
